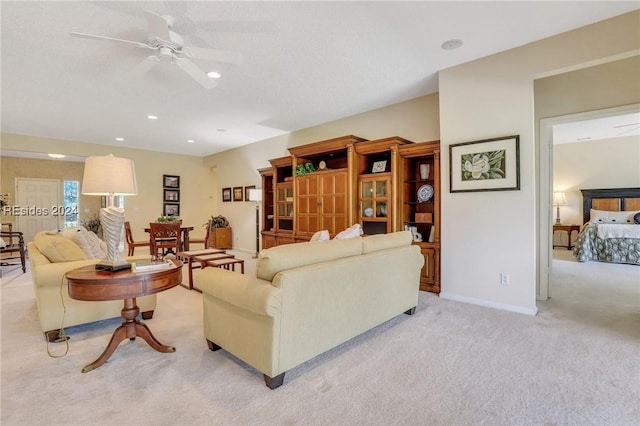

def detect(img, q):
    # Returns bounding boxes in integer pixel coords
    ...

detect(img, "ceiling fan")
[70,10,242,89]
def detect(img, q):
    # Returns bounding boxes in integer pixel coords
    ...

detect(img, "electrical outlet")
[500,273,510,286]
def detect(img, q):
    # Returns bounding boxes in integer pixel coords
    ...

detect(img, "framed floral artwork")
[449,135,520,193]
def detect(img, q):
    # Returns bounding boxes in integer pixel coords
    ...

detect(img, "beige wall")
[438,11,640,314]
[1,156,101,228]
[1,134,214,242]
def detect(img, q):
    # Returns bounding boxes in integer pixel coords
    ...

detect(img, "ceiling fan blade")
[182,46,243,64]
[131,55,161,76]
[144,10,172,41]
[70,32,151,49]
[174,58,217,89]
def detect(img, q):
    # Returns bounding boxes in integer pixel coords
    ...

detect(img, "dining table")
[144,225,194,253]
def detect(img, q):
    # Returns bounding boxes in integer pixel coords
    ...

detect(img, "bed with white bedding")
[573,188,640,265]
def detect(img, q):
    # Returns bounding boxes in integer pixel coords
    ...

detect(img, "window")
[63,180,79,228]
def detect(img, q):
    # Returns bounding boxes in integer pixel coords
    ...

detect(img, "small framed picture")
[222,187,232,202]
[163,175,180,188]
[233,187,244,202]
[244,185,256,201]
[163,189,180,202]
[371,160,387,173]
[163,203,180,217]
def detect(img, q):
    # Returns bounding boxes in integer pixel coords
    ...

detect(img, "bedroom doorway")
[539,103,640,300]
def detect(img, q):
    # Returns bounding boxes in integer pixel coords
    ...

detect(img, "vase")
[420,164,430,180]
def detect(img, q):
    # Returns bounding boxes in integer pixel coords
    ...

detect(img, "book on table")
[132,259,175,272]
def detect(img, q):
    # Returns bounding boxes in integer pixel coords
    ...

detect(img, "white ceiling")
[553,112,640,145]
[2,1,639,158]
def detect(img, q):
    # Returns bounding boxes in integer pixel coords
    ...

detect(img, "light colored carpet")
[1,250,638,425]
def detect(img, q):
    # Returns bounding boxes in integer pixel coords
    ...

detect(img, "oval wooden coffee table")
[65,260,182,373]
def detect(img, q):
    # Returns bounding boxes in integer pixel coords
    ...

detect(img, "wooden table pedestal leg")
[81,298,176,373]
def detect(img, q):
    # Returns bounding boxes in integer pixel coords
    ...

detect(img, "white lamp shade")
[82,154,138,196]
[553,191,567,206]
[248,188,262,202]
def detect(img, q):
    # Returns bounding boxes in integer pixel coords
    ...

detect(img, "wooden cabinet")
[276,183,294,231]
[398,141,441,293]
[354,137,412,235]
[208,227,232,249]
[259,167,274,250]
[289,135,365,238]
[256,135,441,294]
[358,175,392,235]
[296,170,349,238]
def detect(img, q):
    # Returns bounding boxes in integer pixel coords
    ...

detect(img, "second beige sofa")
[196,230,424,389]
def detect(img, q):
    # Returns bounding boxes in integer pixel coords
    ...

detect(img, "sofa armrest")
[197,268,281,317]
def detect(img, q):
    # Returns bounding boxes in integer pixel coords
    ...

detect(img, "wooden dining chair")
[188,220,211,249]
[124,221,150,256]
[1,230,26,273]
[149,222,182,259]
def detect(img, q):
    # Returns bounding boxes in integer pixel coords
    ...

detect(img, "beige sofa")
[196,230,424,389]
[28,233,156,342]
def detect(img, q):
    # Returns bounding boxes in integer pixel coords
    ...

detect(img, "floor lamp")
[82,154,138,271]
[248,189,262,258]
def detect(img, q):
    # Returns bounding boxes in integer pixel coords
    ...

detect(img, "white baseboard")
[439,292,538,316]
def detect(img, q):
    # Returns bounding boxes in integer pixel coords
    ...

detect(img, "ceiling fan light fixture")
[441,39,463,50]
[207,71,221,79]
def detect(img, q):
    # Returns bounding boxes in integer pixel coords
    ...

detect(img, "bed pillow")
[590,209,639,224]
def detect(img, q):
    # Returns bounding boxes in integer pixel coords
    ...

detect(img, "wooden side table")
[65,260,182,373]
[553,224,581,250]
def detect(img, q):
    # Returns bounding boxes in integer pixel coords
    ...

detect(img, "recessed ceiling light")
[115,137,124,142]
[207,71,221,79]
[147,115,158,120]
[187,139,195,143]
[48,153,65,159]
[441,39,463,50]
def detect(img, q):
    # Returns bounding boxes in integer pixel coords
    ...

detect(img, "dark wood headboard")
[580,188,640,224]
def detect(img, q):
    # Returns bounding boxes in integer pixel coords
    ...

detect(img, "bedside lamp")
[248,189,262,258]
[553,191,567,225]
[82,154,138,271]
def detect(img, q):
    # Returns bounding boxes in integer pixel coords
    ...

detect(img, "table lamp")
[82,154,138,271]
[248,188,262,258]
[553,191,567,225]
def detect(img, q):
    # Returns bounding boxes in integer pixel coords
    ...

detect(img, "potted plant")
[157,216,180,223]
[208,215,232,249]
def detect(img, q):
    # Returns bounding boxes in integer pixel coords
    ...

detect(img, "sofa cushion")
[256,238,363,281]
[362,230,413,254]
[34,231,88,263]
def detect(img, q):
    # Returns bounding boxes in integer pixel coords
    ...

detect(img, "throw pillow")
[333,224,363,240]
[34,231,88,263]
[60,227,96,259]
[310,230,330,242]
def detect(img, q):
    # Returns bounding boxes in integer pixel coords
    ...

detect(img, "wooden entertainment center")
[258,135,441,293]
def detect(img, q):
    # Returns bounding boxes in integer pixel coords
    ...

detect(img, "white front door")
[15,178,60,243]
